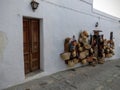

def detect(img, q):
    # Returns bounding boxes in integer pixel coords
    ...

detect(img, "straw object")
[93,57,97,60]
[106,54,112,58]
[98,58,105,64]
[90,48,94,53]
[83,30,89,37]
[78,47,83,52]
[84,50,89,56]
[81,59,87,64]
[87,57,93,62]
[73,58,79,64]
[64,37,71,52]
[83,35,87,39]
[102,53,105,58]
[72,51,77,57]
[84,44,91,49]
[80,52,86,59]
[68,60,75,67]
[60,52,70,60]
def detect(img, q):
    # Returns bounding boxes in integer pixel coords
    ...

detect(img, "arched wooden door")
[23,18,40,74]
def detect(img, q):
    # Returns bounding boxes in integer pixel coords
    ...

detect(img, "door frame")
[23,16,44,75]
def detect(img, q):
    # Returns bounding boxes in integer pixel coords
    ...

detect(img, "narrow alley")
[4,59,120,90]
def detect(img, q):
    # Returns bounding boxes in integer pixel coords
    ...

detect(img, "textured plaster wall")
[0,0,25,89]
[0,0,120,89]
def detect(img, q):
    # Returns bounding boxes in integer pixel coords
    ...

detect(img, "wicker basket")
[72,51,76,57]
[105,54,112,58]
[78,47,83,52]
[90,48,94,53]
[80,52,86,59]
[83,35,87,39]
[73,58,79,64]
[81,59,87,64]
[84,44,91,49]
[60,52,70,60]
[68,60,75,67]
[98,58,105,64]
[83,30,89,37]
[87,57,93,62]
[84,50,89,56]
[102,53,105,58]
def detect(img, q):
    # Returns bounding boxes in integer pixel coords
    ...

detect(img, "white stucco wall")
[0,0,120,89]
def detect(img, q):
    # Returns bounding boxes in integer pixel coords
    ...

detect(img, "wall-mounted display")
[60,30,114,67]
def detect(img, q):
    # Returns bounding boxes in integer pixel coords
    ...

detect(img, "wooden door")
[23,18,40,74]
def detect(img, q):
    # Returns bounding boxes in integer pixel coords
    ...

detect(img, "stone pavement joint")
[64,80,77,89]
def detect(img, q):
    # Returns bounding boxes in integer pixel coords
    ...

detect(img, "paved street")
[4,59,120,90]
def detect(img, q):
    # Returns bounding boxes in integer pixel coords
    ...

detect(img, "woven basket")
[106,54,112,58]
[106,49,110,53]
[80,52,86,59]
[77,43,81,47]
[103,46,107,49]
[83,35,87,39]
[78,47,83,52]
[84,50,89,56]
[98,58,105,64]
[60,52,70,60]
[73,58,79,64]
[87,57,93,62]
[64,43,70,52]
[102,53,105,58]
[68,60,75,67]
[72,51,76,57]
[82,39,87,44]
[83,30,89,37]
[84,44,91,49]
[81,59,87,64]
[93,57,97,60]
[90,48,94,53]
[79,38,83,42]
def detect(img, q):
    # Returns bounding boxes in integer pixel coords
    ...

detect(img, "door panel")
[23,18,40,74]
[24,54,30,73]
[23,19,31,74]
[31,19,40,71]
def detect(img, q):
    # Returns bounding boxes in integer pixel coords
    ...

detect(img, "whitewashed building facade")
[0,0,120,89]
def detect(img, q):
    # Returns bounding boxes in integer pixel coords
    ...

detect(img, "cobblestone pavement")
[4,59,120,90]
